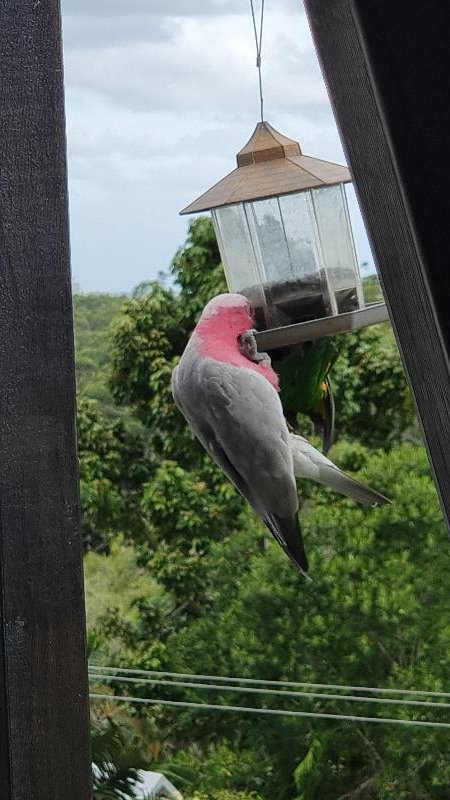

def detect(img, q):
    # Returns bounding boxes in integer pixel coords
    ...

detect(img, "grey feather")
[290,433,389,506]
[264,511,310,577]
[172,342,309,575]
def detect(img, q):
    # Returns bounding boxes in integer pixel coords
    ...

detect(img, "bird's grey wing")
[205,421,309,577]
[290,433,389,506]
[173,355,308,574]
[173,362,247,490]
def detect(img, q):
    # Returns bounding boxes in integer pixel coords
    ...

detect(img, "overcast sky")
[61,0,374,294]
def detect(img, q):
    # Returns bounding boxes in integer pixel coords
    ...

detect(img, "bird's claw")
[239,329,271,366]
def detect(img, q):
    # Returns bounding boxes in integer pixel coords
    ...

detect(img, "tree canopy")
[77,217,450,800]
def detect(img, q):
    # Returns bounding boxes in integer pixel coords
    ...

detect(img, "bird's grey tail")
[264,512,311,579]
[312,466,389,507]
[290,433,389,507]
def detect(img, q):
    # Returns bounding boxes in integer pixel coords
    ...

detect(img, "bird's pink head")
[194,293,279,389]
[197,292,253,332]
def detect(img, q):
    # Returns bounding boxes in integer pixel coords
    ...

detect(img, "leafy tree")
[187,791,263,800]
[77,217,449,799]
[104,216,417,612]
[362,272,384,305]
[332,325,415,448]
[162,743,269,800]
[109,218,413,460]
[107,220,245,609]
[91,715,151,800]
[157,442,450,800]
[109,218,225,435]
[84,538,160,656]
[78,398,153,551]
[74,292,127,415]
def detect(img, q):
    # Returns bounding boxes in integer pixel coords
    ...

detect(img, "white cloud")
[64,11,327,115]
[61,1,373,293]
[63,0,245,19]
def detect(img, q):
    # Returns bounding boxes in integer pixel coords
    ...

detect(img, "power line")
[88,665,450,700]
[89,693,450,730]
[88,673,450,711]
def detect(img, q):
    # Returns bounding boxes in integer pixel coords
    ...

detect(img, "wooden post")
[0,2,91,797]
[303,0,450,532]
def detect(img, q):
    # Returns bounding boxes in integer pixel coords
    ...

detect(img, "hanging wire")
[89,693,450,730]
[87,673,450,711]
[88,665,450,700]
[250,0,265,121]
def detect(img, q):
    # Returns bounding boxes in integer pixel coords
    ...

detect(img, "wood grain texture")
[0,2,91,797]
[303,0,450,533]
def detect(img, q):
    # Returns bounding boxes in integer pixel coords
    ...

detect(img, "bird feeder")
[181,122,388,348]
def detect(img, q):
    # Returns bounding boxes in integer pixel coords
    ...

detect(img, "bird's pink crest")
[194,293,279,390]
[199,292,251,320]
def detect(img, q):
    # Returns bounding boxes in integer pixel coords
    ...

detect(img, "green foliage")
[332,324,415,448]
[159,442,450,799]
[78,397,153,551]
[362,272,384,305]
[109,282,185,429]
[109,218,225,438]
[74,292,127,415]
[85,539,182,671]
[171,216,227,319]
[293,737,322,800]
[92,716,151,799]
[84,539,158,631]
[106,219,246,610]
[188,793,263,800]
[164,742,270,799]
[76,217,450,799]
[140,458,246,611]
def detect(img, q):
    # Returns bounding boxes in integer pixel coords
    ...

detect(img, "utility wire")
[88,665,450,700]
[250,0,265,121]
[89,693,450,730]
[88,673,450,711]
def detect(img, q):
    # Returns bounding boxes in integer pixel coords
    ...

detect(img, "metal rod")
[254,302,390,351]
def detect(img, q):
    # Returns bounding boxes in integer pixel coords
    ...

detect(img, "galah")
[171,293,388,576]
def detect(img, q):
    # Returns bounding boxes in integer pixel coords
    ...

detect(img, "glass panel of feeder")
[278,192,333,322]
[212,205,259,292]
[248,198,304,328]
[212,206,269,329]
[249,198,292,283]
[311,184,362,314]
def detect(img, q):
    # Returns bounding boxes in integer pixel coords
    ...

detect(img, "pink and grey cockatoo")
[171,293,388,576]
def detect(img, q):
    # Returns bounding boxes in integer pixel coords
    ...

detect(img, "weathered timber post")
[303,0,450,534]
[0,2,92,798]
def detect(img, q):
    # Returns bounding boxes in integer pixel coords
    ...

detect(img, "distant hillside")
[73,293,127,414]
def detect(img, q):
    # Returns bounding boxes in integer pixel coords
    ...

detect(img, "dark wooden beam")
[0,2,91,797]
[303,0,450,531]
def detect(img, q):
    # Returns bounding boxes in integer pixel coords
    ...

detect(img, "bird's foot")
[239,329,271,366]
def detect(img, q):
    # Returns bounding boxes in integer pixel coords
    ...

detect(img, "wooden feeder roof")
[180,121,352,215]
